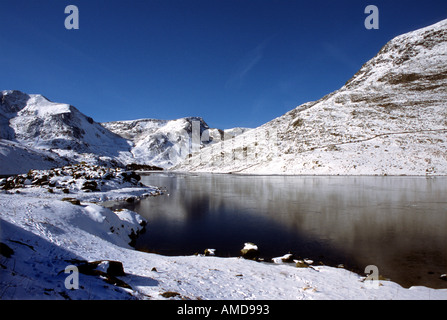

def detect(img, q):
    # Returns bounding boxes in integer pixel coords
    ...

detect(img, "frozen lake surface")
[123,173,447,289]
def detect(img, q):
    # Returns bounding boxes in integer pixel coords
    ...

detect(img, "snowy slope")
[0,90,134,174]
[0,140,70,176]
[0,165,160,299]
[175,19,447,175]
[103,118,251,169]
[1,174,446,300]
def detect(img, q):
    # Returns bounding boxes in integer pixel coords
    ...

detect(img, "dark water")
[121,173,447,289]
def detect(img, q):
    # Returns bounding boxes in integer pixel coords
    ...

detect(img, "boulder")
[272,253,295,264]
[295,260,310,268]
[97,260,125,277]
[240,242,259,260]
[75,260,129,288]
[77,260,124,276]
[81,180,99,192]
[204,248,216,256]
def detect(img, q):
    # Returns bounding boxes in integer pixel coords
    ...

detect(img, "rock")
[126,163,163,171]
[295,260,310,268]
[119,171,141,183]
[61,197,81,205]
[240,242,259,260]
[1,178,17,190]
[161,291,181,298]
[272,253,295,264]
[77,260,124,276]
[304,259,314,265]
[101,172,113,180]
[32,175,49,186]
[204,248,216,256]
[0,242,14,258]
[125,196,136,203]
[81,180,99,192]
[74,260,129,288]
[99,260,125,277]
[128,229,139,247]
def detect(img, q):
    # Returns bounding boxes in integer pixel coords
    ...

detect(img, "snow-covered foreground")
[1,168,446,300]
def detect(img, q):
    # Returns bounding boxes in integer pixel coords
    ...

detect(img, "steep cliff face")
[176,19,447,175]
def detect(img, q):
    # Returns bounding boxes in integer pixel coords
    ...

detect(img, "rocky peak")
[0,90,31,115]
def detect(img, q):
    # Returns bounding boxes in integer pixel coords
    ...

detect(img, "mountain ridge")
[0,90,249,174]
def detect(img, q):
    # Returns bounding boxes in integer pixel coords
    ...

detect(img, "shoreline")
[1,166,446,300]
[142,169,447,177]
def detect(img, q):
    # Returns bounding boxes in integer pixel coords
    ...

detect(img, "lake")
[121,173,447,289]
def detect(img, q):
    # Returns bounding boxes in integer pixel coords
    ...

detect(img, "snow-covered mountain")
[102,117,218,169]
[0,90,249,175]
[0,90,134,174]
[175,19,447,175]
[102,118,250,169]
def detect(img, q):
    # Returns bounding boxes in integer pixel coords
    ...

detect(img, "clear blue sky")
[1,0,446,129]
